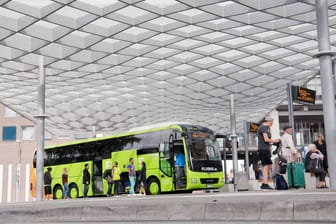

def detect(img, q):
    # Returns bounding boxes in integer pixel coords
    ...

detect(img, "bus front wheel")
[53,185,63,200]
[69,184,79,199]
[148,178,160,195]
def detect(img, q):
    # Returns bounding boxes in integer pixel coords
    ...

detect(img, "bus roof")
[44,123,211,150]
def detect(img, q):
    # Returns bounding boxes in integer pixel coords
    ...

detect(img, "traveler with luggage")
[305,144,327,189]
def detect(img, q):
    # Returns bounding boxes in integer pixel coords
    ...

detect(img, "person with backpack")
[305,144,327,188]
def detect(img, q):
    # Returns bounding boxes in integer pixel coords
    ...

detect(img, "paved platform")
[0,189,335,223]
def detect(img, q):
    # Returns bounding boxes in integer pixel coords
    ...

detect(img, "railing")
[0,163,30,203]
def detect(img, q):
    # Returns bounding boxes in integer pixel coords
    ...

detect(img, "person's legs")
[63,183,69,199]
[176,167,182,188]
[259,150,273,190]
[83,184,89,197]
[107,182,112,196]
[129,176,136,195]
[312,168,327,188]
[113,181,119,196]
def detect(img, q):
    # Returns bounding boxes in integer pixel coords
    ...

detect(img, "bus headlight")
[191,178,197,184]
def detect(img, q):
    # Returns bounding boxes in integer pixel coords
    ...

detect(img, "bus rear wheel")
[148,178,160,195]
[69,184,79,199]
[53,185,63,200]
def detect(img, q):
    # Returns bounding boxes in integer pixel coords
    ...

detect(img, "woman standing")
[62,167,69,199]
[112,162,121,196]
[139,161,148,196]
[313,133,328,173]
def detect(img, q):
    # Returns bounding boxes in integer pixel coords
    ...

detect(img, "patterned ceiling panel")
[0,0,335,135]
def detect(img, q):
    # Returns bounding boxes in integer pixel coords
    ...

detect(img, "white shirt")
[280,132,297,162]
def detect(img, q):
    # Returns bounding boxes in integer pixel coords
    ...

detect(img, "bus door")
[172,140,186,189]
[159,142,174,191]
[92,160,103,195]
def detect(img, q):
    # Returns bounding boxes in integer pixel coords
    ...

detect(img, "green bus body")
[35,124,224,199]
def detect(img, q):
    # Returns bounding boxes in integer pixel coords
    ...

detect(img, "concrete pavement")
[0,189,335,223]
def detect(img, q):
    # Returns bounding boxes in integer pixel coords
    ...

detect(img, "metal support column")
[314,0,336,190]
[35,56,47,201]
[287,83,296,145]
[230,94,238,192]
[243,121,250,179]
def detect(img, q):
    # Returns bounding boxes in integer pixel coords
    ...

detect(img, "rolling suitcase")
[287,162,305,188]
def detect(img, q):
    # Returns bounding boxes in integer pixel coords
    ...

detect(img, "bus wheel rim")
[150,182,159,194]
[70,187,78,198]
[55,188,63,199]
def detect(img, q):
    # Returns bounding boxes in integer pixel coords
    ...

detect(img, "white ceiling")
[0,0,335,135]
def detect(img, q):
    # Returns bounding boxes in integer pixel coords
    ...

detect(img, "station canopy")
[1,0,336,135]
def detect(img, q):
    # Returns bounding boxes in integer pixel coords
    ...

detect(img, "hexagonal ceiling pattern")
[0,0,335,135]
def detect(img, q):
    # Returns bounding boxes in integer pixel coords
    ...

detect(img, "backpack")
[274,173,288,190]
[304,151,312,172]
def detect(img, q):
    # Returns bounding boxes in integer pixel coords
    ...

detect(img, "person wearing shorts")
[257,117,280,190]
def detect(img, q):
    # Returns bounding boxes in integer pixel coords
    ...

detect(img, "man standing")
[127,158,136,196]
[83,163,90,198]
[175,150,185,189]
[43,167,53,200]
[281,126,297,162]
[257,117,280,190]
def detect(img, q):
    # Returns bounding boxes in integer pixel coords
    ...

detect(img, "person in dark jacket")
[306,144,327,188]
[44,167,53,200]
[313,133,328,173]
[83,163,90,197]
[139,161,148,195]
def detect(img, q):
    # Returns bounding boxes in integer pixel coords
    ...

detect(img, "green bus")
[31,124,224,199]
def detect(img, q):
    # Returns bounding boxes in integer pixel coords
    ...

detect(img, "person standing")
[139,161,148,196]
[127,158,136,196]
[175,150,185,189]
[103,165,113,197]
[281,126,297,163]
[83,163,90,198]
[112,161,121,197]
[43,167,53,200]
[62,167,69,199]
[257,117,280,190]
[313,133,328,173]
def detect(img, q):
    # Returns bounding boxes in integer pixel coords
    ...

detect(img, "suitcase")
[287,162,305,188]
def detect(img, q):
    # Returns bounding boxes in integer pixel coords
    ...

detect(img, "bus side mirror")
[182,132,188,139]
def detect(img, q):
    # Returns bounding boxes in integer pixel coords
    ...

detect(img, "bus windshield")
[187,132,222,172]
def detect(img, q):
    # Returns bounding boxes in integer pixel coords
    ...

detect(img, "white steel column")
[35,55,46,201]
[0,164,3,203]
[7,164,12,203]
[230,94,238,192]
[25,163,30,202]
[314,0,336,190]
[16,164,21,202]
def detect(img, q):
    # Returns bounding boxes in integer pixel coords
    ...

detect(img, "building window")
[22,126,34,140]
[2,126,16,141]
[58,133,70,139]
[4,107,16,117]
[75,133,88,139]
[45,131,52,140]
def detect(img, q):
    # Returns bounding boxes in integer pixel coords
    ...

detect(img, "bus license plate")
[206,184,213,188]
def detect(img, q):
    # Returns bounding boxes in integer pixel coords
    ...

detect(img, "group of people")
[102,158,148,197]
[43,167,69,200]
[43,157,148,200]
[257,116,328,190]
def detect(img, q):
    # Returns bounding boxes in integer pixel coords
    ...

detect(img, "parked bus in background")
[30,123,224,199]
